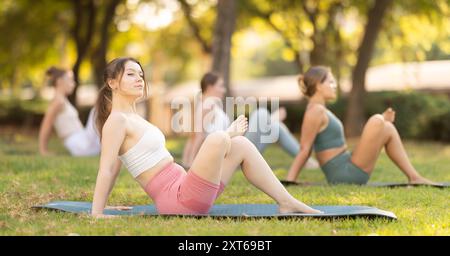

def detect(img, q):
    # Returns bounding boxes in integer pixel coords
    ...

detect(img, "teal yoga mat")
[33,201,397,220]
[280,180,449,188]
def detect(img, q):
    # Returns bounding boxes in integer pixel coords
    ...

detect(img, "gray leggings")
[244,108,299,157]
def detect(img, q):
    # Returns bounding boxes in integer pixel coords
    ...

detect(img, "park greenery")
[0,0,449,135]
[0,0,449,236]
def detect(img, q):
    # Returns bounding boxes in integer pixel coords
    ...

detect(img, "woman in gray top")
[285,65,437,185]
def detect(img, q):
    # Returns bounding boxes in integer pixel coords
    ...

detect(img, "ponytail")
[94,85,113,139]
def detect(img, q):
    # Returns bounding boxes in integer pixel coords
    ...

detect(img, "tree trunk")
[345,0,392,137]
[294,53,304,74]
[69,0,96,107]
[211,0,237,97]
[334,29,343,99]
[310,34,326,66]
[91,0,122,90]
[178,0,212,54]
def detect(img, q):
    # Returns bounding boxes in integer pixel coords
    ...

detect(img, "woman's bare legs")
[351,111,437,184]
[190,116,321,214]
[219,136,321,214]
[188,115,247,185]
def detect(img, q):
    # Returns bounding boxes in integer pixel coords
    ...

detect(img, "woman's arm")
[38,98,64,156]
[91,113,127,217]
[181,133,193,166]
[286,106,324,181]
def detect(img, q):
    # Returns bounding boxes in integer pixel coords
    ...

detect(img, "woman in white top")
[38,67,100,156]
[91,57,321,218]
[182,72,319,169]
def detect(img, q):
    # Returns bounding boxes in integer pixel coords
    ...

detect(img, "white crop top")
[205,105,230,134]
[53,99,84,139]
[118,124,172,178]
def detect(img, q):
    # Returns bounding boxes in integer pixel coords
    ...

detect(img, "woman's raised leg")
[219,136,321,214]
[351,113,436,184]
[188,115,248,184]
[188,131,231,185]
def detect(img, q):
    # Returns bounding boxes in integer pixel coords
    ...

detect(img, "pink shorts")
[144,162,225,215]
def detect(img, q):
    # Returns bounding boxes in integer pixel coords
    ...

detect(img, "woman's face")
[115,61,145,99]
[317,72,337,101]
[57,71,76,95]
[208,78,226,98]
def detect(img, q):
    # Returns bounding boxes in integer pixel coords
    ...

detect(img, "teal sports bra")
[313,110,346,152]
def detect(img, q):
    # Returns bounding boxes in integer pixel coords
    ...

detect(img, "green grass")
[0,129,449,236]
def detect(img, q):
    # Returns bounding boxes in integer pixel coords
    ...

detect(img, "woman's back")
[195,98,230,134]
[313,109,345,152]
[303,104,347,166]
[53,98,83,139]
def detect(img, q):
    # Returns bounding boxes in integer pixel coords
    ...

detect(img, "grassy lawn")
[0,128,449,236]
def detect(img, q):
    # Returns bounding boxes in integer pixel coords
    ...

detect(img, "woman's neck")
[54,88,67,99]
[111,96,137,114]
[308,94,326,106]
[202,93,222,104]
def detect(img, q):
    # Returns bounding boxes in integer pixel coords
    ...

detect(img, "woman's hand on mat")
[279,201,324,214]
[91,213,120,219]
[105,205,133,211]
[383,108,396,123]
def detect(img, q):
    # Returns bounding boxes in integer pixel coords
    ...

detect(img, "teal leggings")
[321,151,370,185]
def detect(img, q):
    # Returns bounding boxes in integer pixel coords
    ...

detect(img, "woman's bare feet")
[226,115,248,138]
[409,175,441,186]
[279,200,323,214]
[383,108,396,123]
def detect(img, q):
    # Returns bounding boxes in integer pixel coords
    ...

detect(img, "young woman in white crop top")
[181,72,319,170]
[91,57,321,218]
[38,67,100,156]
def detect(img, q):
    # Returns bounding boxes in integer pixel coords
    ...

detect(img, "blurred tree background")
[0,0,449,139]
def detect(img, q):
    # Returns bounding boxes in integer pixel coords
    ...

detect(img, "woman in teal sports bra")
[285,66,438,185]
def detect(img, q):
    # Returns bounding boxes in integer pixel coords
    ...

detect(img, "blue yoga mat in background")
[280,180,449,188]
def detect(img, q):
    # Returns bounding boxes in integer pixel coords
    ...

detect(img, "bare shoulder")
[103,112,127,135]
[47,97,65,114]
[52,96,65,107]
[305,103,326,117]
[202,101,215,111]
[302,104,327,132]
[200,100,215,118]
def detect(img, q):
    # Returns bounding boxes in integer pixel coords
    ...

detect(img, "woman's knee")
[205,131,231,151]
[383,121,397,134]
[231,135,255,151]
[227,136,251,159]
[367,114,386,129]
